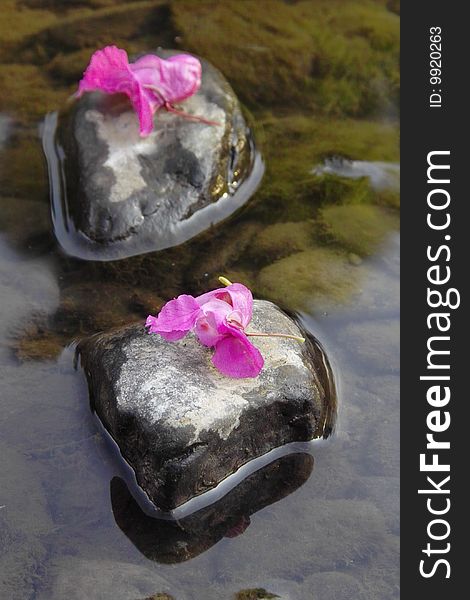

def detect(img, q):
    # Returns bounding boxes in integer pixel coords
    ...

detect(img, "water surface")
[0,2,399,598]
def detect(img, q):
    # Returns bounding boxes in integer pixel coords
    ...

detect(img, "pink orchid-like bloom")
[146,283,264,378]
[77,45,202,136]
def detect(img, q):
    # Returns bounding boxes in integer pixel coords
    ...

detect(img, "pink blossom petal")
[225,283,253,327]
[157,329,189,342]
[132,86,156,136]
[164,54,202,102]
[212,332,264,378]
[146,294,201,340]
[78,46,132,96]
[196,283,253,327]
[145,314,159,332]
[77,45,155,136]
[196,288,231,306]
[200,299,232,325]
[194,313,221,347]
[131,53,201,104]
[194,299,232,346]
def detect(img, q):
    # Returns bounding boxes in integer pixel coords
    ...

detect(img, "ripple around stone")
[42,52,264,261]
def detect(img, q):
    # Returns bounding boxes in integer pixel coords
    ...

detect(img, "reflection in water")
[111,452,313,564]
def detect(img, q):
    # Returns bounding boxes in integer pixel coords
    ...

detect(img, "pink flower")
[77,46,202,136]
[146,283,264,379]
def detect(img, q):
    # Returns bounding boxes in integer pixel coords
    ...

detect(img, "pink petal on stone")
[164,54,202,102]
[194,313,221,347]
[146,294,201,340]
[212,332,264,379]
[77,46,156,136]
[147,315,187,340]
[197,283,253,328]
[194,299,232,347]
[78,46,132,96]
[131,53,201,104]
[225,283,253,327]
[196,288,231,306]
[145,314,159,332]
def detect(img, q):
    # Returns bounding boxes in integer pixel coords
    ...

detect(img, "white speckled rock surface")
[78,300,334,510]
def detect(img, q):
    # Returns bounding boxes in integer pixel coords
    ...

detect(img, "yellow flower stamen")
[218,276,233,287]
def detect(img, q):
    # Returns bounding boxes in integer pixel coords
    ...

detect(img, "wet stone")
[47,50,262,260]
[77,300,334,511]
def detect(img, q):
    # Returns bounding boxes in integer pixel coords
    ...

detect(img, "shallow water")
[0,2,399,599]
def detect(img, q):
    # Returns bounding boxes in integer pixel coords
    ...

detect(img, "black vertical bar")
[401,2,466,596]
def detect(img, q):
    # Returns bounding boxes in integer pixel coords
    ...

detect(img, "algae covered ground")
[1,0,399,337]
[0,1,399,599]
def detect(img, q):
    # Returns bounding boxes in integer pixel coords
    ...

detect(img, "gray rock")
[46,50,263,260]
[77,300,335,510]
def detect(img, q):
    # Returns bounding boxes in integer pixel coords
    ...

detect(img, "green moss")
[0,64,71,122]
[14,329,64,362]
[20,0,132,10]
[12,279,164,362]
[261,114,399,163]
[385,0,400,16]
[188,221,262,281]
[0,197,51,251]
[374,186,400,208]
[318,204,398,255]
[255,247,365,312]
[172,0,399,117]
[248,220,316,263]
[11,1,174,67]
[0,134,49,198]
[0,1,57,47]
[56,281,161,334]
[250,115,399,222]
[46,48,97,83]
[234,590,279,600]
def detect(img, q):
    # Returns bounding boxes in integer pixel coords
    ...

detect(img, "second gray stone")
[77,300,335,510]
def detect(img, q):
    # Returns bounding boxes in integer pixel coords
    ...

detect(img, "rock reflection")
[111,452,313,564]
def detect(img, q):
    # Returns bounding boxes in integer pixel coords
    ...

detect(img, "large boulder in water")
[77,300,336,511]
[44,50,263,260]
